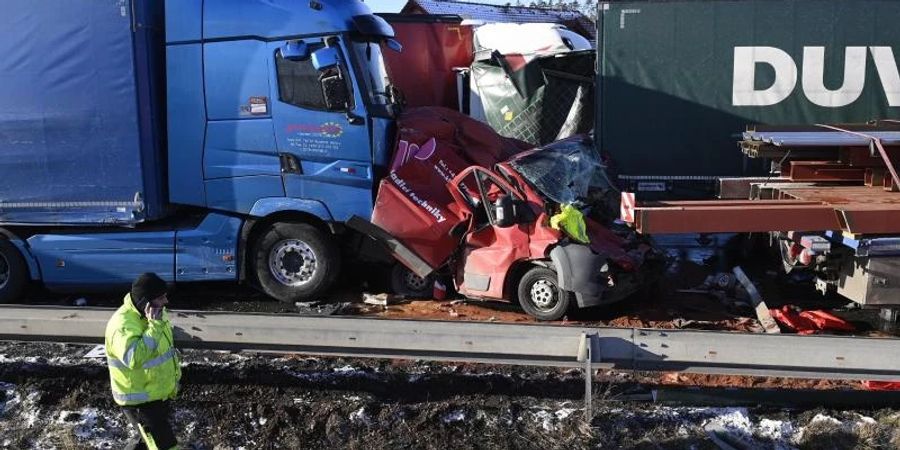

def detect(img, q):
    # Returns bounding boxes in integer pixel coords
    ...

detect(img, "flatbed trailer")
[622,122,900,309]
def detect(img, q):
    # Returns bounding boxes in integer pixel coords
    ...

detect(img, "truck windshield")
[350,39,393,107]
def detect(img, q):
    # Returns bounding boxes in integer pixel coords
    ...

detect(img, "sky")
[366,0,512,13]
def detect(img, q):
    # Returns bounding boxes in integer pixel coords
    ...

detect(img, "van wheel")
[0,240,28,303]
[390,264,433,298]
[517,267,571,321]
[254,223,340,302]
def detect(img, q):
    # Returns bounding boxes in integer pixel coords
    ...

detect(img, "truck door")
[268,37,374,222]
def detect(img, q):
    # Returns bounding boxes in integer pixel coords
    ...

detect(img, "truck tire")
[390,264,433,298]
[0,240,28,303]
[517,266,571,321]
[253,223,340,302]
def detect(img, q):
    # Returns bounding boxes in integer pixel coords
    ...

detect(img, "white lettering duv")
[732,46,900,107]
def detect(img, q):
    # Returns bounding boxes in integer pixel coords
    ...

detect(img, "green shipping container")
[598,0,900,184]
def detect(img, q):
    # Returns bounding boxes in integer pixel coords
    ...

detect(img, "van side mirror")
[280,40,309,60]
[321,73,351,111]
[493,194,517,228]
[312,47,340,71]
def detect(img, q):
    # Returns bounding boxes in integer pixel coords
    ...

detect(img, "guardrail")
[2,305,898,419]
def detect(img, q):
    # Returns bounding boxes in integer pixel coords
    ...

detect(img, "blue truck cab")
[0,0,402,302]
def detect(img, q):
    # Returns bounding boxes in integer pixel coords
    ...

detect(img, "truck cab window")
[350,40,392,107]
[275,45,342,111]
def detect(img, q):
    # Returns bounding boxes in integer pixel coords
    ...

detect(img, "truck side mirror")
[320,73,351,111]
[493,194,517,228]
[311,47,340,71]
[280,40,309,61]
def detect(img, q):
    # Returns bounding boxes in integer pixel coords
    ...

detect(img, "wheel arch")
[503,258,553,301]
[238,210,334,283]
[0,227,40,281]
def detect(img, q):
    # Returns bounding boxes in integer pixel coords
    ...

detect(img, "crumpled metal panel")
[371,107,529,269]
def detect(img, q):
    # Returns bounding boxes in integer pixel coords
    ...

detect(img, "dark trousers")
[121,400,178,450]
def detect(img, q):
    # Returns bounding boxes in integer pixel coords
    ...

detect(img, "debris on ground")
[294,301,346,316]
[770,305,856,334]
[362,293,403,307]
[733,266,780,334]
[863,381,900,391]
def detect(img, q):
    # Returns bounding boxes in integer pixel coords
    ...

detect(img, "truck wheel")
[254,223,340,302]
[0,240,28,303]
[390,264,433,298]
[517,267,571,321]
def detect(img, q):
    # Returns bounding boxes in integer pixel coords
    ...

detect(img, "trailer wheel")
[0,240,28,303]
[253,223,340,302]
[517,266,571,321]
[390,264,433,298]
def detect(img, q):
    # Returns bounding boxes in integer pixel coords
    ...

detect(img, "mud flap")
[549,243,606,308]
[346,216,435,278]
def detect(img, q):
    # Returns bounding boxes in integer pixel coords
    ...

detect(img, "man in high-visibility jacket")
[105,273,181,450]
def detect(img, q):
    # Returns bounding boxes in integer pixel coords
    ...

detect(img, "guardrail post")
[578,332,594,423]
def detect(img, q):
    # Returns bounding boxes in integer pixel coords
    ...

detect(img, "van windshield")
[508,135,602,204]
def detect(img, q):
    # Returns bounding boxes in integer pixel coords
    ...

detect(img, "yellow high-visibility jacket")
[104,294,181,406]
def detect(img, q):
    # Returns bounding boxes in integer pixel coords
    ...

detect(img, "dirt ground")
[0,342,898,450]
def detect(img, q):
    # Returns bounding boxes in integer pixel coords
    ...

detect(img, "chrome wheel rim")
[268,240,317,287]
[403,270,429,292]
[530,279,558,311]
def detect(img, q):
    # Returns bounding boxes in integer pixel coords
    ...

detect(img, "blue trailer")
[0,0,404,302]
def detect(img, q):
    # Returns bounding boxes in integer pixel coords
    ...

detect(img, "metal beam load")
[626,121,900,235]
[742,131,900,147]
[623,198,844,234]
[0,306,898,382]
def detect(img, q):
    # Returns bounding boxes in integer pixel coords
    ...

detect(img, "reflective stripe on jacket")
[105,293,181,406]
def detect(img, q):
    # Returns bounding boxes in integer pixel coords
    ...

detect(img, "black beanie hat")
[131,273,167,309]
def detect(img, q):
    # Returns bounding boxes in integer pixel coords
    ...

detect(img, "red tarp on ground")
[863,381,900,391]
[382,20,474,110]
[769,306,855,334]
[371,107,529,269]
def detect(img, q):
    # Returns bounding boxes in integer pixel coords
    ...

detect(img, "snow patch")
[12,390,41,429]
[52,408,123,449]
[407,374,424,383]
[532,407,577,431]
[0,382,17,416]
[703,408,752,436]
[854,413,876,426]
[555,408,576,421]
[0,354,100,367]
[533,410,556,431]
[442,409,466,424]
[333,365,358,373]
[350,407,373,426]
[809,413,842,427]
[703,408,759,448]
[757,418,794,441]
